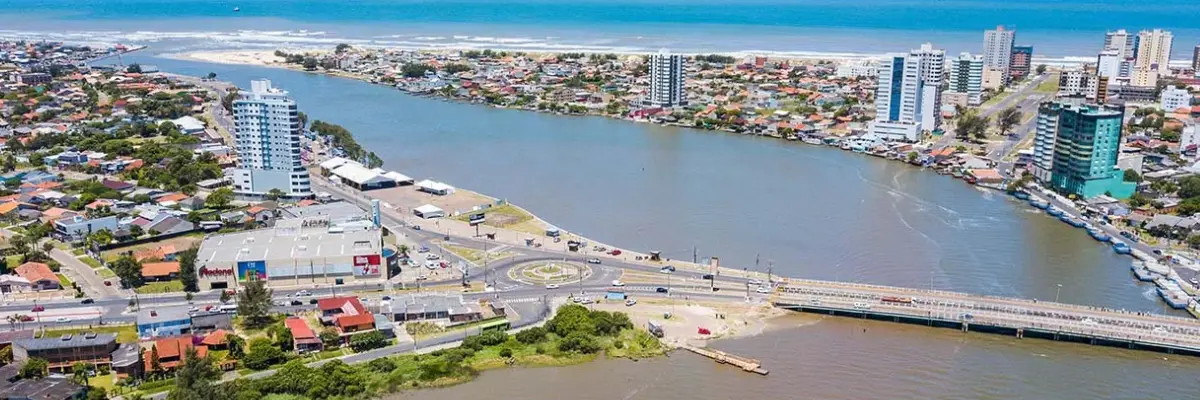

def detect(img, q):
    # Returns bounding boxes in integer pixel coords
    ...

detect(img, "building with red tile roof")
[145,336,207,372]
[15,262,59,290]
[141,262,180,281]
[285,317,322,353]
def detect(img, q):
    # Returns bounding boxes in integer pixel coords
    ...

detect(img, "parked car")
[608,249,622,256]
[611,280,625,287]
[412,225,421,231]
[382,295,392,301]
[80,298,94,304]
[103,281,112,286]
[418,246,430,253]
[625,299,637,307]
[425,254,441,260]
[655,287,669,293]
[853,302,871,310]
[31,305,44,312]
[586,258,601,264]
[54,317,71,323]
[309,299,318,305]
[756,286,771,294]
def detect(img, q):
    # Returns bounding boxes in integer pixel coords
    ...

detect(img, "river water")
[123,53,1200,397]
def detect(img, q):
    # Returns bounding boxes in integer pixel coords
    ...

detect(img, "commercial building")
[1161,86,1192,112]
[645,49,686,108]
[230,79,312,198]
[385,293,486,323]
[1009,45,1033,81]
[983,25,1015,86]
[869,43,945,142]
[1033,102,1134,199]
[137,306,192,338]
[194,220,384,290]
[947,53,984,107]
[1136,29,1173,70]
[12,332,120,373]
[1104,29,1135,60]
[319,157,412,191]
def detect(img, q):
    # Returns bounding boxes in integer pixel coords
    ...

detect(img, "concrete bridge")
[772,278,1200,356]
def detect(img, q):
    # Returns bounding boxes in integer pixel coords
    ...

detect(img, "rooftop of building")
[384,293,481,316]
[0,375,84,399]
[279,200,368,225]
[197,225,381,264]
[137,305,192,325]
[13,332,117,351]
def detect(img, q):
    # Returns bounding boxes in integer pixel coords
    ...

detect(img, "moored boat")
[1087,228,1111,242]
[1112,242,1132,255]
[1132,266,1158,282]
[1029,199,1049,209]
[1046,207,1064,217]
[1012,191,1031,200]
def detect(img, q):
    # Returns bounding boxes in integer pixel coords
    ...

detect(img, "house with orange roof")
[145,336,207,373]
[141,261,180,282]
[15,262,59,290]
[200,329,230,350]
[285,317,323,353]
[156,193,188,205]
[40,207,78,223]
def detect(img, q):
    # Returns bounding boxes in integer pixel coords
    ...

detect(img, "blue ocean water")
[2,0,1199,58]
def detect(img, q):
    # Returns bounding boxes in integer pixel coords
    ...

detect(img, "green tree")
[545,304,595,337]
[335,43,352,53]
[302,57,319,70]
[20,357,48,379]
[272,320,294,351]
[242,338,287,370]
[1123,169,1142,183]
[237,280,274,329]
[1178,176,1200,198]
[515,326,547,344]
[167,347,222,400]
[265,188,285,201]
[319,329,341,349]
[0,346,11,365]
[179,246,199,292]
[349,331,387,352]
[206,188,234,209]
[558,332,600,353]
[1036,64,1047,75]
[227,335,246,359]
[112,254,143,289]
[995,107,1022,136]
[127,64,142,73]
[71,361,93,385]
[221,90,239,112]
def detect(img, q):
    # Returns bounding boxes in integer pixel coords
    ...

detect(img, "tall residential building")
[1130,67,1159,87]
[231,80,311,198]
[983,25,1016,85]
[645,49,686,108]
[1096,50,1122,81]
[947,52,984,107]
[1032,102,1134,199]
[1103,29,1135,60]
[1192,44,1200,72]
[1135,29,1173,70]
[869,43,945,142]
[1058,69,1100,100]
[1009,45,1033,81]
[1160,86,1191,112]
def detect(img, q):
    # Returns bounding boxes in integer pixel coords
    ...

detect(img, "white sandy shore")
[165,49,291,66]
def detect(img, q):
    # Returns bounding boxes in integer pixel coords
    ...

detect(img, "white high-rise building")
[1104,29,1135,60]
[231,79,311,198]
[645,49,686,108]
[983,25,1015,84]
[947,52,984,106]
[1136,29,1173,70]
[1096,50,1122,81]
[1160,86,1191,112]
[869,43,945,142]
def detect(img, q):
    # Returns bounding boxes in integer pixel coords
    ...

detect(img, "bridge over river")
[772,279,1200,356]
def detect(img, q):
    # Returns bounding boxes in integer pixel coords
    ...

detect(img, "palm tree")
[398,244,409,256]
[996,107,1023,137]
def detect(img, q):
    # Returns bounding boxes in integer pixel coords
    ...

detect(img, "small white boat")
[233,6,241,12]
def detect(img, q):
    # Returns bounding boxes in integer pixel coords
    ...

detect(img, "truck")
[647,320,664,338]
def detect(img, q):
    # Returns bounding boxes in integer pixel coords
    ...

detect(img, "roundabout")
[508,260,593,285]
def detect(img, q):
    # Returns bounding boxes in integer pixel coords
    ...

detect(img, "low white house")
[416,180,455,196]
[414,204,444,219]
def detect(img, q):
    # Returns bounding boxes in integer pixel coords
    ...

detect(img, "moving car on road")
[545,284,560,289]
[80,298,94,304]
[586,258,601,264]
[756,286,771,294]
[625,299,637,306]
[608,249,622,256]
[611,280,625,287]
[655,287,669,293]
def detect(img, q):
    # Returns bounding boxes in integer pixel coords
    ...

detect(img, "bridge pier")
[961,322,969,332]
[1016,328,1023,339]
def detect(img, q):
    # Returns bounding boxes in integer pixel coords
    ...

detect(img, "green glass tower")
[1036,102,1134,199]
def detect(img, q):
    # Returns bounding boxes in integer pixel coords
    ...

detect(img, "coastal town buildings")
[1009,45,1033,81]
[645,49,686,108]
[1135,29,1173,71]
[1104,29,1136,60]
[983,25,1015,87]
[1096,49,1124,84]
[1033,102,1134,199]
[1160,86,1191,112]
[869,43,944,142]
[946,53,984,107]
[230,79,312,199]
[1058,68,1101,100]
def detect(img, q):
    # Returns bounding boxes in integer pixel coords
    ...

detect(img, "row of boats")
[1014,191,1132,254]
[1130,260,1200,317]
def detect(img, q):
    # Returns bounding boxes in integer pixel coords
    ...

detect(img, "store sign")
[469,213,486,226]
[199,266,234,278]
[236,260,267,281]
[353,254,382,276]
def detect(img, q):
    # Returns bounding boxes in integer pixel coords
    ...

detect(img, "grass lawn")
[1034,75,1060,94]
[981,90,1012,108]
[451,204,535,229]
[80,257,102,269]
[442,245,512,265]
[5,255,21,270]
[96,267,116,279]
[42,324,139,343]
[87,373,117,394]
[56,273,73,288]
[71,248,85,256]
[134,280,184,294]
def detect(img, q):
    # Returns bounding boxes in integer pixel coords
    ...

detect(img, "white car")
[611,280,625,287]
[756,286,771,294]
[425,254,441,260]
[625,299,637,307]
[545,284,560,289]
[425,260,439,269]
[54,317,71,323]
[295,290,311,297]
[586,258,601,264]
[748,278,762,285]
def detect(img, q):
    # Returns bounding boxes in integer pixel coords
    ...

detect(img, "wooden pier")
[771,279,1200,357]
[680,345,769,375]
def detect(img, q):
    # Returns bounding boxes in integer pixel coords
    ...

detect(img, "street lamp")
[1055,284,1063,303]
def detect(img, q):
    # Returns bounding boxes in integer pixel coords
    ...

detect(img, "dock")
[772,279,1200,356]
[679,345,769,375]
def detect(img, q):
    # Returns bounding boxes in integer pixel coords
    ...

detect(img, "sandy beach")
[167,49,290,66]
